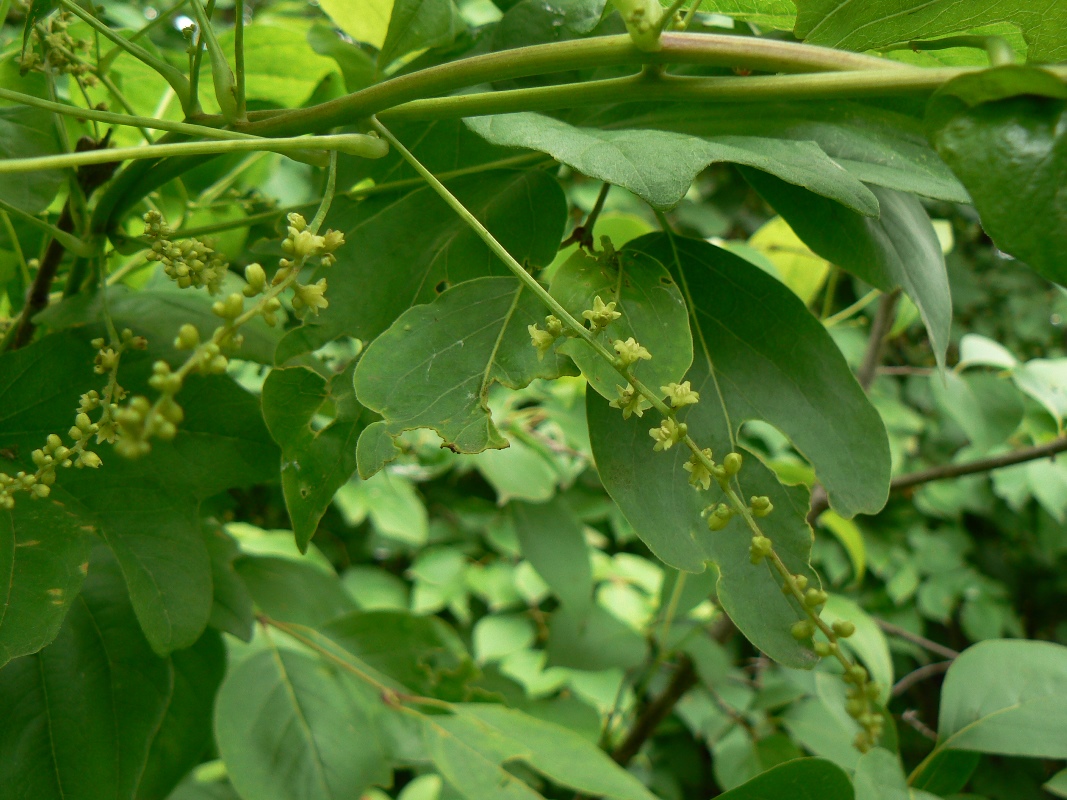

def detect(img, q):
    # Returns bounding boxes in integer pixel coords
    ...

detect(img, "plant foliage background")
[0,0,1066,799]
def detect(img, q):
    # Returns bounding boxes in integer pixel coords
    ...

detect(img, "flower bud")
[791,620,815,640]
[175,323,200,350]
[804,588,828,608]
[832,620,856,638]
[723,452,743,477]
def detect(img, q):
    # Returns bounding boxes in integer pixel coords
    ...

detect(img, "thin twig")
[808,435,1067,521]
[874,618,959,660]
[901,709,938,741]
[857,289,901,391]
[611,657,699,766]
[892,660,952,697]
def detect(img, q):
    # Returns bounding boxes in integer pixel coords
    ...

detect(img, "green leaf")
[0,547,210,800]
[216,24,339,109]
[926,67,1067,286]
[936,639,1067,758]
[356,420,404,479]
[353,277,566,455]
[277,171,566,362]
[698,0,796,29]
[512,497,593,614]
[317,0,393,49]
[853,747,910,800]
[715,757,852,800]
[1046,768,1067,799]
[337,470,430,545]
[135,631,226,800]
[635,233,891,517]
[0,333,279,655]
[262,363,369,551]
[235,555,355,629]
[324,609,475,698]
[21,0,57,56]
[428,704,658,800]
[466,113,879,214]
[741,171,951,367]
[794,0,1067,63]
[577,101,969,204]
[203,523,254,642]
[379,0,465,67]
[0,107,63,213]
[215,645,391,800]
[549,248,693,400]
[816,511,865,584]
[0,498,90,667]
[547,603,648,671]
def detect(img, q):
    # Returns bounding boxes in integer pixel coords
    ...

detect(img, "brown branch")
[874,618,959,660]
[9,134,117,350]
[611,656,698,766]
[901,709,938,741]
[892,660,952,697]
[808,436,1067,522]
[857,288,901,391]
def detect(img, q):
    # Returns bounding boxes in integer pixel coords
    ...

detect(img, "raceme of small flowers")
[526,253,881,752]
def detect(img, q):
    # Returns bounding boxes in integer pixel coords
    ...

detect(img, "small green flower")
[662,381,699,408]
[750,495,773,517]
[749,534,773,564]
[528,324,557,361]
[582,295,621,331]
[649,418,686,451]
[293,279,329,315]
[791,619,816,640]
[683,448,714,490]
[609,383,651,419]
[704,503,733,531]
[614,337,651,368]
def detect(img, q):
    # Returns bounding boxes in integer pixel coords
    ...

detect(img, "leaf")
[936,639,1067,758]
[356,420,404,479]
[323,609,475,699]
[549,248,693,399]
[0,107,64,213]
[715,757,853,800]
[1047,768,1067,799]
[794,0,1067,63]
[0,547,185,800]
[466,113,879,214]
[575,100,969,204]
[853,748,910,800]
[0,333,279,655]
[203,523,254,642]
[379,0,465,67]
[926,67,1067,286]
[215,646,391,800]
[135,631,226,800]
[21,0,57,56]
[634,233,891,518]
[748,216,832,306]
[698,0,796,29]
[741,171,952,367]
[816,511,865,584]
[317,0,393,49]
[215,24,339,108]
[262,363,369,551]
[429,704,658,800]
[0,497,90,668]
[547,604,648,671]
[277,171,566,362]
[353,277,566,455]
[511,497,593,614]
[235,555,355,629]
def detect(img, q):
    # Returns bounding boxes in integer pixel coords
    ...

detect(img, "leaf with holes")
[353,276,567,456]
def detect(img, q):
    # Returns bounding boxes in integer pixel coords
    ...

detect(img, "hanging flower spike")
[609,383,651,419]
[650,417,687,451]
[683,448,714,490]
[662,381,699,408]
[583,295,621,332]
[614,337,651,369]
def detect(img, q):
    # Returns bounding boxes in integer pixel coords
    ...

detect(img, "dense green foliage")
[1,1,1066,799]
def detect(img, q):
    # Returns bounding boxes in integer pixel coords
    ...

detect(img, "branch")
[892,660,952,697]
[612,657,698,766]
[857,289,901,391]
[875,618,959,660]
[891,436,1067,491]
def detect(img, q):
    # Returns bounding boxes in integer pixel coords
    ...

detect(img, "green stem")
[235,0,246,120]
[378,67,977,123]
[0,197,95,256]
[0,133,388,174]
[0,210,30,286]
[0,88,271,140]
[58,0,191,111]
[243,33,910,136]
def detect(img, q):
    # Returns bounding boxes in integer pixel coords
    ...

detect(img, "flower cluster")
[143,211,231,294]
[19,12,96,83]
[113,212,345,458]
[0,329,143,509]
